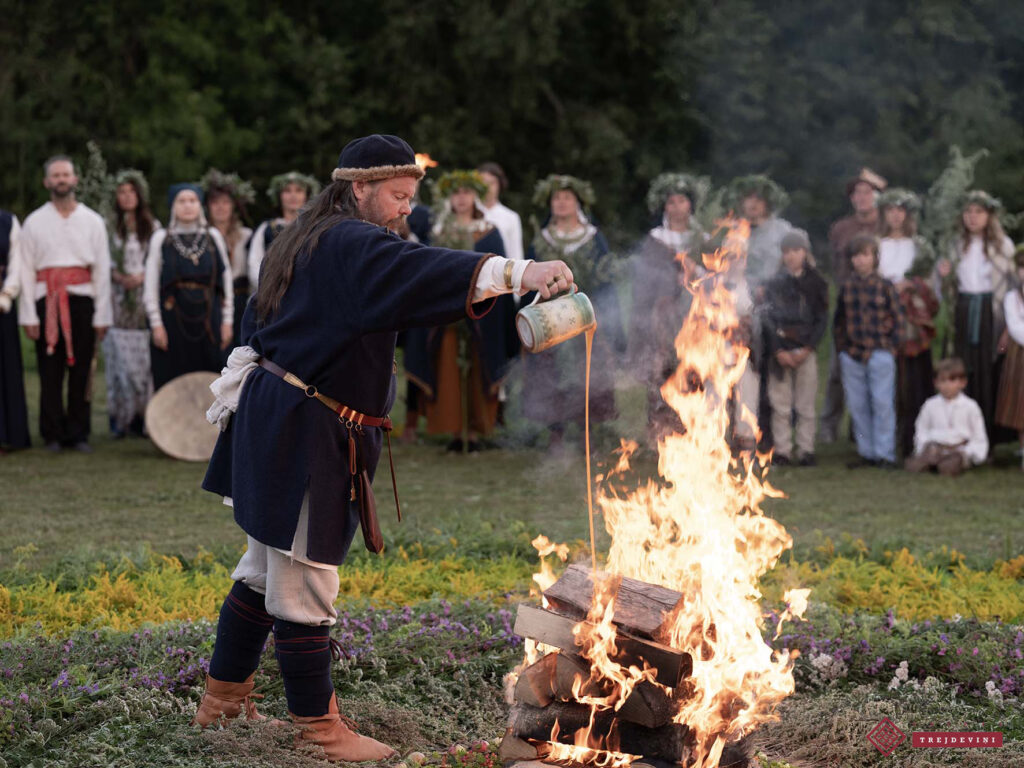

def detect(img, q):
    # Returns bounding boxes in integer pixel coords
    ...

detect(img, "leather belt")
[257,356,401,552]
[258,357,392,430]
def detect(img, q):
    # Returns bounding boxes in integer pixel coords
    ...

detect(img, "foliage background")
[2,0,1023,272]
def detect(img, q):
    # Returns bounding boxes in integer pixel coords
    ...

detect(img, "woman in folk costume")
[522,174,623,448]
[876,188,940,457]
[248,171,320,291]
[629,173,708,444]
[198,134,572,760]
[404,170,515,452]
[936,190,1015,442]
[143,184,234,390]
[996,246,1024,467]
[201,170,255,348]
[0,209,30,451]
[104,170,159,437]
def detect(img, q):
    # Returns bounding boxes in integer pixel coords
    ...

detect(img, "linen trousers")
[839,349,896,462]
[767,354,818,458]
[230,494,340,626]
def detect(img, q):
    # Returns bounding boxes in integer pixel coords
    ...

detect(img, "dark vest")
[264,219,287,248]
[159,229,226,338]
[0,211,12,280]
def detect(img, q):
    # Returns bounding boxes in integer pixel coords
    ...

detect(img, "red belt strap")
[257,357,401,522]
[37,267,92,366]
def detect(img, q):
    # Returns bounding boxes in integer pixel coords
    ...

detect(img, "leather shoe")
[291,695,395,762]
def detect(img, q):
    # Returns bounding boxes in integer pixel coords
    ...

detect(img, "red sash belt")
[37,267,92,365]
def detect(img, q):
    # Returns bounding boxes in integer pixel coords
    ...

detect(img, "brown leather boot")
[193,673,267,728]
[290,695,396,762]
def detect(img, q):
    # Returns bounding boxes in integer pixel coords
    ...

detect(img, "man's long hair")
[255,179,361,322]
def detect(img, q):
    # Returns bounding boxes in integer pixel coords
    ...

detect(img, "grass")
[2,336,1022,768]
[2,359,1021,574]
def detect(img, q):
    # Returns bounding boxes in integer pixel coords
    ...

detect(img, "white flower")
[895,661,909,681]
[888,677,901,690]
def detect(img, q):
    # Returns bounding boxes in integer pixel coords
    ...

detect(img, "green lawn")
[1,359,1021,574]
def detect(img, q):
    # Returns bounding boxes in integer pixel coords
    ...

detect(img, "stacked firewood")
[499,564,697,764]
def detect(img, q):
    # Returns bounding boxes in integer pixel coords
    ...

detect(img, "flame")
[415,153,438,171]
[522,217,807,767]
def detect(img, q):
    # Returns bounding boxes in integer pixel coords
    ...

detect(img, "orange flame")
[524,217,807,767]
[415,153,438,171]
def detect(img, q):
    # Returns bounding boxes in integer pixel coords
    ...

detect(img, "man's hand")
[790,347,811,365]
[221,323,233,350]
[95,326,108,342]
[152,326,169,351]
[24,325,40,341]
[775,349,793,367]
[522,260,574,299]
[0,294,11,314]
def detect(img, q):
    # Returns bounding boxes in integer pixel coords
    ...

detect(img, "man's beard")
[359,195,405,232]
[50,184,75,199]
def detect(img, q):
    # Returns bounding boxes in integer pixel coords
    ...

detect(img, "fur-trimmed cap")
[167,182,204,210]
[331,135,425,183]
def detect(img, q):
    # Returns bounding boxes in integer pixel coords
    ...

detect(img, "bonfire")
[505,218,809,768]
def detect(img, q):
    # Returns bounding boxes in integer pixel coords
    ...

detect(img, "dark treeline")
[3,0,1022,272]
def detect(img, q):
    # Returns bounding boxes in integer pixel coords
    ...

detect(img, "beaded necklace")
[169,229,210,266]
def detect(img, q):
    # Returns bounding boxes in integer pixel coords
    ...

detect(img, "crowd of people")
[0,154,1021,477]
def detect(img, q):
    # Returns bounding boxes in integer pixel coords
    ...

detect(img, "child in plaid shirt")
[834,234,905,468]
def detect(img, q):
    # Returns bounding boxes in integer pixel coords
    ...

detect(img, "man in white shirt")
[905,357,988,475]
[19,156,112,453]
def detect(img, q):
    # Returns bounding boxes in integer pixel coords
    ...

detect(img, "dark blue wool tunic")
[203,219,494,565]
[403,227,518,399]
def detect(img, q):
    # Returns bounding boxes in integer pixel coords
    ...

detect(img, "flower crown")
[435,169,489,200]
[267,171,321,202]
[199,168,256,205]
[112,169,150,204]
[646,172,710,215]
[877,188,922,215]
[962,189,1002,213]
[532,174,596,209]
[727,174,789,213]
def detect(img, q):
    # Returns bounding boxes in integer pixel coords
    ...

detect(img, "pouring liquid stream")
[584,326,597,573]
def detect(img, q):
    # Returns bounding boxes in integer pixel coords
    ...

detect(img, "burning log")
[617,680,676,729]
[516,651,678,730]
[515,652,607,708]
[543,564,686,642]
[509,702,693,761]
[497,728,549,763]
[513,604,692,687]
